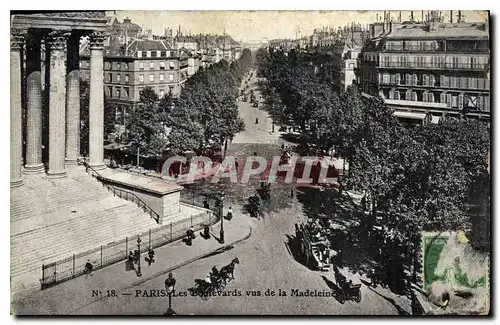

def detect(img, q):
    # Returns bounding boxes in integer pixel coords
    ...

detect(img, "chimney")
[450,10,453,23]
[410,11,414,22]
[422,11,424,22]
[458,10,463,23]
[376,13,379,22]
[399,11,402,22]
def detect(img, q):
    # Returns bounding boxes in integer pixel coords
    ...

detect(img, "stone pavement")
[11,207,252,315]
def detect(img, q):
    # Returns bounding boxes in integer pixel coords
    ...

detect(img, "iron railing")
[380,62,489,70]
[40,211,217,289]
[84,163,160,224]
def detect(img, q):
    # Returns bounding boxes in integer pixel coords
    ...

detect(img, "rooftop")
[386,22,489,39]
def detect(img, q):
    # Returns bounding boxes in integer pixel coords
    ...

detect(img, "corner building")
[358,18,490,122]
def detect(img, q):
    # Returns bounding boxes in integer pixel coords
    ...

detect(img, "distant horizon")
[108,10,488,43]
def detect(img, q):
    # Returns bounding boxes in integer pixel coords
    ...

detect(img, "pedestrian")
[290,187,294,198]
[235,160,239,171]
[84,260,93,278]
[147,248,155,266]
[281,142,285,151]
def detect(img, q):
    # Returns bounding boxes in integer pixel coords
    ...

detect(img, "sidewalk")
[12,208,252,315]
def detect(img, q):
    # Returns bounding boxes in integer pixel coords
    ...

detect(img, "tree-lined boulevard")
[33,46,489,316]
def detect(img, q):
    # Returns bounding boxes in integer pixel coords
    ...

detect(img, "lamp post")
[218,192,225,244]
[164,272,176,315]
[137,236,142,277]
[271,104,275,133]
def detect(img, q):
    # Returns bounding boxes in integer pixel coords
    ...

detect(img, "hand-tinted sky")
[109,10,488,43]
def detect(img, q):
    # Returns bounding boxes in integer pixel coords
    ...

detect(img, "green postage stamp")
[421,231,490,314]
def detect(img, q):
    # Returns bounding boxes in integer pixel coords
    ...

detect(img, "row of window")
[384,40,488,53]
[137,50,172,58]
[104,62,129,71]
[107,73,130,83]
[139,61,177,70]
[138,73,176,83]
[106,86,130,99]
[378,73,490,90]
[386,90,490,111]
[380,55,489,70]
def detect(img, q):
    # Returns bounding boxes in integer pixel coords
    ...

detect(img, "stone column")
[88,32,106,170]
[65,33,81,166]
[10,29,26,187]
[46,30,70,179]
[24,35,44,174]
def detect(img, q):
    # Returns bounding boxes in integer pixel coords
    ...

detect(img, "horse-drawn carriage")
[296,222,334,271]
[189,258,240,300]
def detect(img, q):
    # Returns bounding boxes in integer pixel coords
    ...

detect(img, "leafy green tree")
[139,86,159,105]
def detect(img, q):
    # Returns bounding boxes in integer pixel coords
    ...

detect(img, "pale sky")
[109,10,488,43]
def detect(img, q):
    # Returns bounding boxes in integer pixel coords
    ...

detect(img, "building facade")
[80,38,190,125]
[357,16,490,121]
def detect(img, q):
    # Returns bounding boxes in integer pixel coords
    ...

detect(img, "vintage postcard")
[10,10,490,316]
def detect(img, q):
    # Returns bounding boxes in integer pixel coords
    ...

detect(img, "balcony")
[384,98,448,109]
[380,62,489,71]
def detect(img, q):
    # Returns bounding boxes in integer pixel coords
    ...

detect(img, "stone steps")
[10,168,161,279]
[11,203,158,277]
[11,179,110,221]
[11,196,125,236]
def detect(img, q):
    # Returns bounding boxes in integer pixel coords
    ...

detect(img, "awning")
[393,111,427,120]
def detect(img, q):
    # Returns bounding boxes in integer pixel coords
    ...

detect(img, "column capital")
[88,31,106,50]
[11,28,27,51]
[47,30,71,51]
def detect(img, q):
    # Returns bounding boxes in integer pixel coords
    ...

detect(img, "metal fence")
[40,210,218,289]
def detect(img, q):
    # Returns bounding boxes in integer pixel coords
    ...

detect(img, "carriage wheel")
[201,289,210,301]
[338,292,346,304]
[354,290,362,303]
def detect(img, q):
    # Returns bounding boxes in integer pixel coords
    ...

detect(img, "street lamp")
[218,192,226,244]
[137,236,142,277]
[271,104,275,133]
[164,272,176,315]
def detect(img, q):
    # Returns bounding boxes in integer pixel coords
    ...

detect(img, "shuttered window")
[428,93,434,103]
[406,73,412,85]
[429,75,436,87]
[458,94,464,109]
[446,94,452,107]
[440,93,446,104]
[460,77,468,89]
[395,73,401,85]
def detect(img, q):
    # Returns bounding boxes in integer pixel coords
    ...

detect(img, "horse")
[220,257,240,284]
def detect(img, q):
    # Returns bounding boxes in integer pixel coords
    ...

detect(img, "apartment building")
[80,38,189,125]
[357,15,490,122]
[332,28,368,91]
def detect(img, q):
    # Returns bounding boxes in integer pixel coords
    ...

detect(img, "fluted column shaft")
[65,33,81,166]
[47,31,69,178]
[25,36,44,174]
[89,32,106,169]
[10,29,25,187]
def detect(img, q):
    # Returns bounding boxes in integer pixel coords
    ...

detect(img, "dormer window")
[146,51,151,58]
[137,51,142,58]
